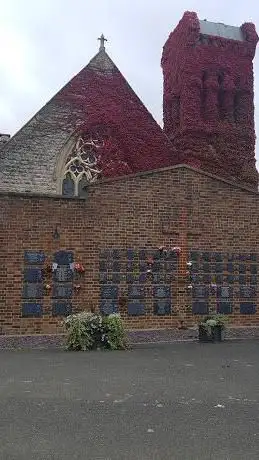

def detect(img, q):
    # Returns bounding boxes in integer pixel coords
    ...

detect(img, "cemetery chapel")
[0,11,259,335]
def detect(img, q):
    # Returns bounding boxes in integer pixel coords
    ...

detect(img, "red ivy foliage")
[56,52,173,178]
[161,11,259,188]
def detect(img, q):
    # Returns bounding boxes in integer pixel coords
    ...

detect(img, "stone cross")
[98,34,107,51]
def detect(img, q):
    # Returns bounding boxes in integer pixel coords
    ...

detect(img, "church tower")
[161,11,258,189]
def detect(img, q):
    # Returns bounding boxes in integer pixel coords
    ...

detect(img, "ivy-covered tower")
[161,11,258,189]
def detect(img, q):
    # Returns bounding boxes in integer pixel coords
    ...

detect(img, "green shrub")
[64,312,127,351]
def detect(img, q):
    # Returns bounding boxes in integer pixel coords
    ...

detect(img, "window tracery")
[62,135,103,197]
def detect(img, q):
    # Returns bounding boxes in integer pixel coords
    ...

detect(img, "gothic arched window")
[61,135,102,197]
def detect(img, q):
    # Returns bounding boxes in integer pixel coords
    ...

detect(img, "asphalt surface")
[0,341,259,460]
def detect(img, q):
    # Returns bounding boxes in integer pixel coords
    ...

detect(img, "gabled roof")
[56,48,173,175]
[0,46,174,193]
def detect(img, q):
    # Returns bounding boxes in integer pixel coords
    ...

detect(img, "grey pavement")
[0,341,259,460]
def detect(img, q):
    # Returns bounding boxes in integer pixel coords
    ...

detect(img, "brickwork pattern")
[0,166,259,335]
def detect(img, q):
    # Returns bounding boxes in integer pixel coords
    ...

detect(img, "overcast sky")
[0,0,259,158]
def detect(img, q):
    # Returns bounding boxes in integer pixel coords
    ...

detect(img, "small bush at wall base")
[64,312,127,351]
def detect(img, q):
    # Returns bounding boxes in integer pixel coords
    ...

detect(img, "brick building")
[0,12,259,335]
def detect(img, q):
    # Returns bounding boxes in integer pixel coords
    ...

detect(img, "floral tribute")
[73,262,85,274]
[161,11,258,189]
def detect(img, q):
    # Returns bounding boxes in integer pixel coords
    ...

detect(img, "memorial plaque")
[239,275,246,285]
[112,249,120,259]
[24,268,42,283]
[127,249,135,260]
[240,285,256,298]
[217,286,233,298]
[128,301,145,316]
[240,302,256,314]
[154,300,171,315]
[250,253,257,261]
[53,266,73,282]
[202,263,210,273]
[215,263,223,273]
[217,302,232,314]
[54,251,73,265]
[239,253,248,261]
[128,285,145,298]
[202,252,211,262]
[100,300,118,315]
[190,251,200,261]
[192,285,209,298]
[126,262,134,272]
[203,274,211,283]
[112,261,121,272]
[100,249,111,259]
[152,273,160,284]
[112,273,121,284]
[214,252,223,262]
[52,302,72,316]
[153,261,162,272]
[227,275,235,284]
[107,272,113,282]
[167,251,178,261]
[192,301,209,315]
[52,284,73,299]
[139,273,147,283]
[139,262,147,272]
[24,250,45,265]
[22,283,43,299]
[153,285,171,298]
[250,265,257,274]
[165,261,177,272]
[165,273,174,283]
[99,260,107,272]
[22,303,42,317]
[99,273,108,283]
[158,273,165,283]
[139,249,147,260]
[100,285,118,299]
[215,275,223,284]
[126,273,134,283]
[250,275,257,285]
[227,253,235,262]
[227,263,234,273]
[191,263,199,273]
[190,274,199,284]
[239,264,246,274]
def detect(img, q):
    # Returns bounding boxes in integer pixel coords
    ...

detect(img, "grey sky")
[0,0,259,159]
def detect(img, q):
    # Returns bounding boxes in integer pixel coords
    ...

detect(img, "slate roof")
[0,48,173,193]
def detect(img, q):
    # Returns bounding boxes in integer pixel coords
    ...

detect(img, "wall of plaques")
[99,248,178,316]
[22,250,74,317]
[190,251,257,315]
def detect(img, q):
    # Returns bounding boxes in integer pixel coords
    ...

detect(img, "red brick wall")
[0,165,259,335]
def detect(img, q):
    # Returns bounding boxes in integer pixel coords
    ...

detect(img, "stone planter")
[198,325,223,343]
[211,325,223,342]
[198,325,212,342]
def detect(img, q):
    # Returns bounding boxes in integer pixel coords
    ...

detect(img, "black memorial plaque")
[22,303,42,317]
[22,283,43,299]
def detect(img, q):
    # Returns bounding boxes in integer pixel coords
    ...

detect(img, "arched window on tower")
[61,135,102,197]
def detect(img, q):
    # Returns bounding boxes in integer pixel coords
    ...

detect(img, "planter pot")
[198,325,212,343]
[211,325,223,343]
